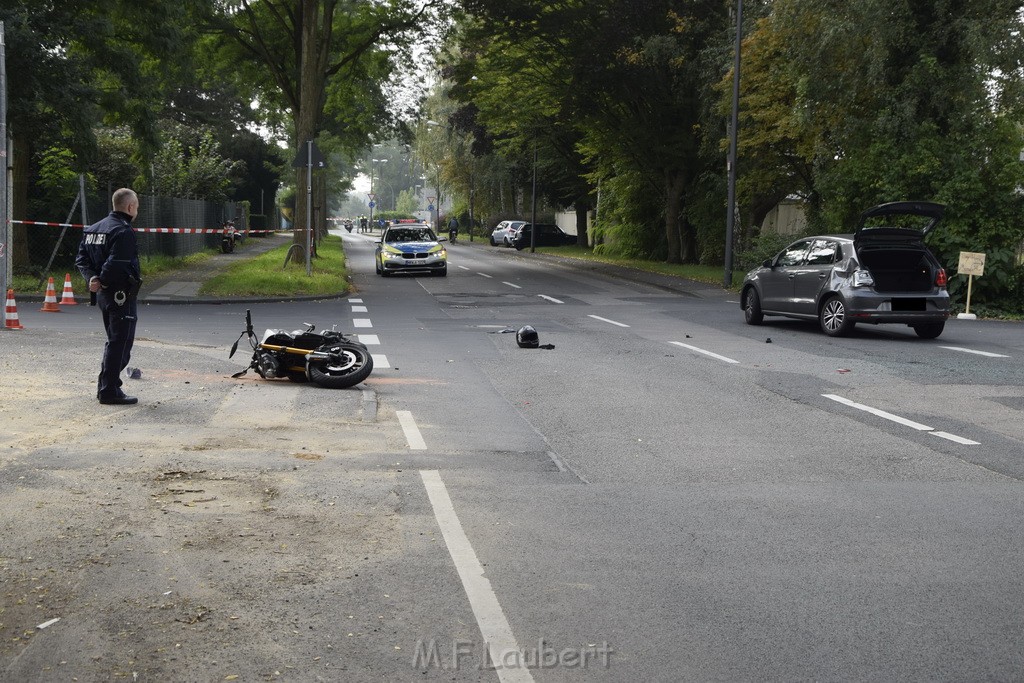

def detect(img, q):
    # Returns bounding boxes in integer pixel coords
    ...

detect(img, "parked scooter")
[229,310,373,389]
[221,220,237,253]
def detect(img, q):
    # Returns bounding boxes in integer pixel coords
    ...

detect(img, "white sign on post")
[956,251,986,320]
[957,251,986,277]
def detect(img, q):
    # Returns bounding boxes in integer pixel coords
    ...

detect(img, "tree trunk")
[293,0,325,249]
[574,200,590,247]
[679,215,698,263]
[11,134,31,270]
[663,170,687,264]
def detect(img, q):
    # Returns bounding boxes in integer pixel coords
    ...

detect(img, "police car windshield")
[386,228,435,243]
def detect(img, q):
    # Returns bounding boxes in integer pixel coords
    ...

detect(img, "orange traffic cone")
[59,273,78,305]
[4,289,24,329]
[41,277,60,312]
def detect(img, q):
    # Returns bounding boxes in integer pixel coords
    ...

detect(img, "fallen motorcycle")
[229,309,373,389]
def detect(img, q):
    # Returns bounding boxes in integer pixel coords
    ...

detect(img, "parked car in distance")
[511,223,577,250]
[490,220,526,246]
[740,201,950,338]
[374,223,447,277]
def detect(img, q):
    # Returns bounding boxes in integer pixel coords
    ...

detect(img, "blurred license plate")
[892,298,926,311]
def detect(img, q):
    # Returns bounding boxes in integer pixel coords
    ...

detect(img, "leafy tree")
[737,0,1024,308]
[1,0,207,268]
[453,0,731,262]
[149,123,246,202]
[208,0,448,243]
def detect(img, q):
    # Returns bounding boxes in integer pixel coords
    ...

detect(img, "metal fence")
[17,194,246,281]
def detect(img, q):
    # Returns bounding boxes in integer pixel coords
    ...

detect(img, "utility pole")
[724,0,743,287]
[0,22,8,297]
[530,141,537,253]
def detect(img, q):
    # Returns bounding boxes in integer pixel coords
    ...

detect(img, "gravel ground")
[0,328,438,682]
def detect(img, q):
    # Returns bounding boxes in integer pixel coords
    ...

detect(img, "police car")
[374,223,448,277]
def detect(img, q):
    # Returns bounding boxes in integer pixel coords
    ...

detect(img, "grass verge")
[527,245,733,288]
[200,234,349,297]
[10,250,216,295]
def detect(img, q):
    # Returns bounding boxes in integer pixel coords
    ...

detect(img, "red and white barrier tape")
[9,220,281,234]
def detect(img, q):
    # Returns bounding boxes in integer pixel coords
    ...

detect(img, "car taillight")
[852,269,875,287]
[935,268,947,287]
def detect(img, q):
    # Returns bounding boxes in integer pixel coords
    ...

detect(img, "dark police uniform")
[75,210,142,402]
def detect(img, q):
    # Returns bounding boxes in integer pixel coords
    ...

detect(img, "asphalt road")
[2,230,1022,682]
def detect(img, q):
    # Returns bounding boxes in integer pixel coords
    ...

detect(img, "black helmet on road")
[516,325,539,348]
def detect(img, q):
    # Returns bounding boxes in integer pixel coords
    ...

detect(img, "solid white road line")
[503,282,522,289]
[939,346,1010,358]
[822,394,933,431]
[397,410,427,450]
[420,470,534,683]
[931,431,981,446]
[353,318,373,328]
[538,295,564,304]
[352,305,368,313]
[358,334,380,345]
[668,341,739,364]
[588,314,630,328]
[371,354,390,369]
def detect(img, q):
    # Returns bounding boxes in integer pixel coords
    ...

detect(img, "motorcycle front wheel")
[307,342,373,389]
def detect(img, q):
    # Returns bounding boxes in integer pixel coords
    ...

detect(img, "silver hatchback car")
[740,202,950,338]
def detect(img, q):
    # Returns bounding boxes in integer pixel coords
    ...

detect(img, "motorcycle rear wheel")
[307,342,373,389]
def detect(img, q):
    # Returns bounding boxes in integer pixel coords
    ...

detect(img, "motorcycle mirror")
[230,333,244,358]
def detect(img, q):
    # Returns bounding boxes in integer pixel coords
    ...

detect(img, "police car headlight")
[381,249,403,260]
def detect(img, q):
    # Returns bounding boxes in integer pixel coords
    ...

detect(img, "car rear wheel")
[743,287,763,325]
[912,322,945,339]
[820,296,855,336]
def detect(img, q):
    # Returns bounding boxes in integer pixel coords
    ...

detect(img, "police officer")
[76,188,143,405]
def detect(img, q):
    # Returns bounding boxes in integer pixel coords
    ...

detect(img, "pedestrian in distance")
[75,188,143,405]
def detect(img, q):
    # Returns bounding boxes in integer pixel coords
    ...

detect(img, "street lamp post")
[369,158,387,230]
[724,0,743,287]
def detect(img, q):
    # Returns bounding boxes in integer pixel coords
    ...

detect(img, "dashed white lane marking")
[371,354,390,369]
[420,470,534,683]
[588,314,630,328]
[823,394,933,430]
[823,394,979,445]
[353,318,373,328]
[459,265,471,271]
[939,346,1010,358]
[931,431,981,446]
[352,305,368,313]
[350,298,363,303]
[358,334,380,345]
[397,411,427,450]
[478,272,493,279]
[668,341,739,364]
[538,295,564,304]
[503,282,522,289]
